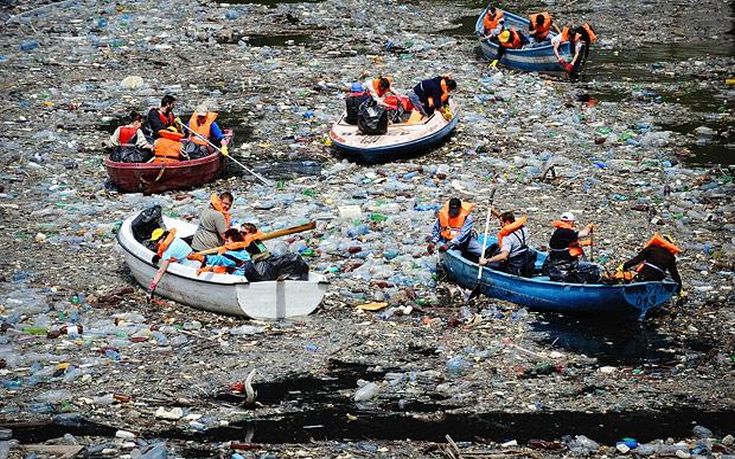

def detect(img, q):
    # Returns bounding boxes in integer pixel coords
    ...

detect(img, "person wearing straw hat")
[186,102,228,156]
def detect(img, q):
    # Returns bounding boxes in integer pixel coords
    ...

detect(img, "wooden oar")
[147,258,172,302]
[466,189,496,301]
[589,227,594,263]
[193,221,316,256]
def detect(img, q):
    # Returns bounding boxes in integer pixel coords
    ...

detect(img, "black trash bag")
[345,92,371,125]
[269,253,310,280]
[131,205,163,244]
[243,253,310,282]
[181,140,211,160]
[357,99,388,135]
[110,146,152,163]
[245,259,279,282]
[542,257,601,284]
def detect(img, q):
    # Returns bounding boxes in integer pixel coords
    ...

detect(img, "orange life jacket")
[497,216,528,247]
[500,30,524,49]
[188,112,218,146]
[438,201,475,240]
[558,26,570,42]
[210,193,232,229]
[197,265,229,276]
[156,228,177,258]
[483,9,504,32]
[158,130,184,141]
[216,231,266,254]
[371,78,391,98]
[153,137,182,159]
[551,220,584,258]
[157,109,174,127]
[579,22,597,44]
[119,126,137,145]
[529,12,552,40]
[644,234,681,255]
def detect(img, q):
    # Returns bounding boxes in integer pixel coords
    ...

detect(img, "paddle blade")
[464,284,482,302]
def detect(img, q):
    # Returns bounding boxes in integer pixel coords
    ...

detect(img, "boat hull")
[329,101,459,164]
[117,214,328,320]
[105,152,224,194]
[441,247,677,320]
[476,10,575,73]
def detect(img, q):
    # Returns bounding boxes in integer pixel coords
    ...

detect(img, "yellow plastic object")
[357,302,388,311]
[406,110,424,125]
[221,145,229,156]
[442,108,453,121]
[725,78,735,86]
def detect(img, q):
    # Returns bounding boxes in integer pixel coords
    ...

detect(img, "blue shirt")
[205,249,251,276]
[162,238,199,267]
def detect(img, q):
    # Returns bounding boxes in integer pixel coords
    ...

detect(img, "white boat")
[329,100,459,164]
[116,213,329,320]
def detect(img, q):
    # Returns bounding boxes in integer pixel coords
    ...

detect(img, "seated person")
[150,228,198,267]
[528,12,554,45]
[483,6,505,41]
[144,94,180,140]
[191,192,233,251]
[427,198,483,261]
[542,212,601,283]
[188,229,251,276]
[620,234,684,294]
[186,103,228,157]
[108,112,153,162]
[479,212,536,277]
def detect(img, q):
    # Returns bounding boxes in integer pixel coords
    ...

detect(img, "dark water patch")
[217,113,254,143]
[436,14,479,38]
[659,118,735,165]
[218,359,388,407]
[3,418,117,444]
[531,315,678,366]
[251,159,323,180]
[241,33,311,47]
[162,409,735,444]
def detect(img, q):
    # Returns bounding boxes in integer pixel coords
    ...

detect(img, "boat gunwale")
[104,151,222,171]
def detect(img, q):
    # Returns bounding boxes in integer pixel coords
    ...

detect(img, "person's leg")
[408,91,428,117]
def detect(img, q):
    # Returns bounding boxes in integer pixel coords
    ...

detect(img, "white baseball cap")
[560,212,576,222]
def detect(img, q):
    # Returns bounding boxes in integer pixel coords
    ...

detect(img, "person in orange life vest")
[553,23,596,78]
[187,103,229,155]
[188,229,252,277]
[542,212,601,283]
[621,234,684,295]
[191,192,233,251]
[489,29,529,69]
[479,212,537,277]
[427,198,483,260]
[365,77,394,106]
[408,76,457,120]
[108,112,153,151]
[528,12,555,45]
[149,227,198,267]
[482,6,505,41]
[144,94,181,140]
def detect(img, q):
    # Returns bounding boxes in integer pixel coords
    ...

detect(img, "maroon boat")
[105,130,232,194]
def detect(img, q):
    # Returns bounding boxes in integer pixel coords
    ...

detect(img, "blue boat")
[329,100,459,164]
[441,236,678,320]
[475,9,576,73]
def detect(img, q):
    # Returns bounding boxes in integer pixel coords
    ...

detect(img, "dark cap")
[448,198,462,209]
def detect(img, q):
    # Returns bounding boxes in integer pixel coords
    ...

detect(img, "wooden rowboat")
[475,9,577,73]
[117,212,329,320]
[104,130,233,194]
[441,237,678,320]
[329,100,459,164]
